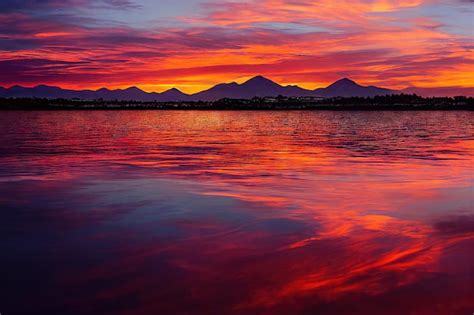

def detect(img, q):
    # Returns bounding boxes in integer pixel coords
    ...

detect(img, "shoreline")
[1,95,472,111]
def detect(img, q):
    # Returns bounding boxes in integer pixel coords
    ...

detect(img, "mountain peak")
[35,84,54,88]
[162,87,187,95]
[243,75,277,85]
[317,78,395,97]
[10,85,26,90]
[124,86,142,92]
[340,77,354,82]
[329,78,359,87]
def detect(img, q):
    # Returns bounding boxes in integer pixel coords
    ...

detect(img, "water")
[0,110,473,315]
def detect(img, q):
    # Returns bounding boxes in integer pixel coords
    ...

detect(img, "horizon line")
[1,75,474,97]
[0,76,369,94]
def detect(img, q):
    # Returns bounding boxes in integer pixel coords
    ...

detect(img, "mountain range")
[0,76,401,101]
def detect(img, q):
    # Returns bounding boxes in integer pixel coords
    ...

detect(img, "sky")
[0,0,473,93]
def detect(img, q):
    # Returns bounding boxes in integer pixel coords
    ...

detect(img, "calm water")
[0,111,473,315]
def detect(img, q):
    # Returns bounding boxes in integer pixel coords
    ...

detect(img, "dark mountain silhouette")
[0,76,398,101]
[159,88,190,101]
[314,78,396,97]
[193,76,318,101]
[191,82,241,101]
[0,84,189,102]
[4,85,71,98]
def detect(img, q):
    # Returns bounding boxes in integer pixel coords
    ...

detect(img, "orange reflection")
[0,110,472,314]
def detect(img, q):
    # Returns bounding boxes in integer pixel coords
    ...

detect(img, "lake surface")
[0,110,473,315]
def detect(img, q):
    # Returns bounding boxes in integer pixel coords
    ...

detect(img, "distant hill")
[0,76,398,101]
[0,85,189,102]
[160,88,190,102]
[315,78,396,98]
[190,76,315,101]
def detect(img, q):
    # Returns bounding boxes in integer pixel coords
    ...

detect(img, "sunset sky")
[1,0,473,93]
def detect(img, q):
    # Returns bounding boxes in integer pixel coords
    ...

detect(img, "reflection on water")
[0,111,473,315]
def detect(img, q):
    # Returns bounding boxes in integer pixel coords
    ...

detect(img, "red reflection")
[0,111,473,314]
